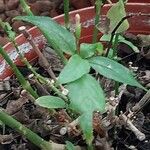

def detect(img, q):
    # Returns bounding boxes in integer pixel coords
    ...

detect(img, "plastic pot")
[1,3,150,79]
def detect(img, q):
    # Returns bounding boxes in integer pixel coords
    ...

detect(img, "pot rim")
[3,3,150,50]
[1,2,150,79]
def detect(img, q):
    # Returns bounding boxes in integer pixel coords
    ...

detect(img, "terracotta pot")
[1,3,150,79]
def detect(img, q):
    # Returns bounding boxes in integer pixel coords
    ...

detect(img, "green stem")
[63,0,70,29]
[92,0,102,43]
[88,144,94,150]
[13,41,68,102]
[0,46,38,99]
[112,33,119,58]
[19,0,34,16]
[112,33,120,96]
[0,109,51,150]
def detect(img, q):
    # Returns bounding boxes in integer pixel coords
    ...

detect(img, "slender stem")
[75,14,81,54]
[92,0,102,43]
[0,109,52,150]
[112,33,119,58]
[63,0,70,29]
[0,46,39,99]
[19,27,65,91]
[19,0,34,16]
[13,40,68,102]
[105,15,133,56]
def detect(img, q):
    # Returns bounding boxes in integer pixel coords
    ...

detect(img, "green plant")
[0,0,147,149]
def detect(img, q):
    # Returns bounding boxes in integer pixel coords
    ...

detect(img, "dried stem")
[60,117,79,135]
[19,26,65,91]
[119,112,145,141]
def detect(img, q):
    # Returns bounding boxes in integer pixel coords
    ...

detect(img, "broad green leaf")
[58,54,90,84]
[80,42,103,58]
[100,34,139,53]
[15,16,76,55]
[67,74,105,113]
[65,141,75,150]
[67,74,105,144]
[35,96,66,109]
[107,0,129,33]
[89,56,145,90]
[79,113,93,145]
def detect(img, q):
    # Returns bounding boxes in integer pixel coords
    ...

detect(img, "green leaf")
[58,54,90,84]
[100,34,139,53]
[106,0,129,33]
[119,39,139,53]
[35,96,66,109]
[67,74,105,144]
[100,34,124,42]
[67,74,105,113]
[65,141,75,150]
[79,113,93,145]
[15,16,76,56]
[80,42,103,58]
[89,56,145,90]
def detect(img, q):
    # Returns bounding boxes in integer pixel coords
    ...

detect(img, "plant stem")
[63,0,70,29]
[19,0,33,16]
[112,33,119,58]
[13,40,68,102]
[19,27,65,91]
[0,46,39,99]
[75,14,81,54]
[105,15,133,56]
[92,0,102,43]
[0,109,52,150]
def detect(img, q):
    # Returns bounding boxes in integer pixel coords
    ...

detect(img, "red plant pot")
[1,3,150,80]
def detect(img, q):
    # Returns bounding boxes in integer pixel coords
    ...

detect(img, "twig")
[119,112,145,141]
[60,117,79,135]
[19,26,65,92]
